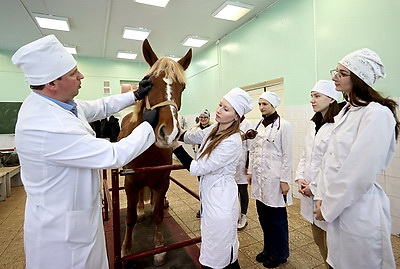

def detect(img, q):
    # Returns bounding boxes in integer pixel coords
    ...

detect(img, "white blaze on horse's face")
[156,77,180,147]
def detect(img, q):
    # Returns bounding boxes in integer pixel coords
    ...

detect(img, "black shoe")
[196,210,201,218]
[262,257,287,268]
[256,251,270,263]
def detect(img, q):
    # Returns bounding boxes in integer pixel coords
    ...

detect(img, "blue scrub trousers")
[256,200,289,260]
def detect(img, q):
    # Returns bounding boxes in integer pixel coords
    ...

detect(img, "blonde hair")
[146,57,186,84]
[198,119,241,160]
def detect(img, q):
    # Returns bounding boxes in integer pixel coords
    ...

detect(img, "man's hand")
[280,181,290,195]
[134,74,153,100]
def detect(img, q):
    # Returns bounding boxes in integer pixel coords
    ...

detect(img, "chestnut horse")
[117,39,192,266]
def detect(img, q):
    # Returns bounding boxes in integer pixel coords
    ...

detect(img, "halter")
[145,94,178,111]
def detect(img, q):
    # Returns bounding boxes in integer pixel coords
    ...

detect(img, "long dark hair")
[344,73,399,140]
[198,119,240,160]
[311,101,342,124]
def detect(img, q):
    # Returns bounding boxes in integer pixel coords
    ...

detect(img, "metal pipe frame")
[109,164,201,269]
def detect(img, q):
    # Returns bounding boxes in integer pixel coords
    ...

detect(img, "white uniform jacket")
[320,102,396,269]
[15,92,155,269]
[234,119,253,184]
[248,117,293,207]
[295,122,334,230]
[184,124,241,268]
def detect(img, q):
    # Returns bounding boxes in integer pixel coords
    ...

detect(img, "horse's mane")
[146,57,187,84]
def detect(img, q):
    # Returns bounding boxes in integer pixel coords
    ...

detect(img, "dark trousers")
[256,200,289,260]
[237,184,249,215]
[201,259,240,269]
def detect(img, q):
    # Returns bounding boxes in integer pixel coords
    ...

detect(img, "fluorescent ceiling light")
[33,13,70,31]
[117,51,137,60]
[212,1,254,21]
[135,0,170,7]
[168,55,181,62]
[63,45,77,55]
[181,36,209,48]
[122,27,151,40]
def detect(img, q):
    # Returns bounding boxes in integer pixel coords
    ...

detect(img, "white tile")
[386,175,400,198]
[385,157,400,177]
[389,195,400,218]
[391,216,400,235]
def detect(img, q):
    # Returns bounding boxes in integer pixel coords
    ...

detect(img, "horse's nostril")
[159,124,166,139]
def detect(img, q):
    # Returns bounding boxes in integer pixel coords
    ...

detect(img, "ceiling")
[1,0,278,63]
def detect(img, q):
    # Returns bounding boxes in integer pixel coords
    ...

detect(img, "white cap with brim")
[223,87,253,117]
[311,80,341,101]
[259,91,280,108]
[12,34,77,86]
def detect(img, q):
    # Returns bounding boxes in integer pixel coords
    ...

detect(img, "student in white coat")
[172,87,253,269]
[12,35,158,269]
[295,80,342,268]
[235,116,253,230]
[247,91,292,268]
[314,48,399,269]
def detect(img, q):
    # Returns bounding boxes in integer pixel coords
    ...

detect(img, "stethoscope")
[254,115,281,142]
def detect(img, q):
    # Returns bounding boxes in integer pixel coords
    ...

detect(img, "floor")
[1,167,400,269]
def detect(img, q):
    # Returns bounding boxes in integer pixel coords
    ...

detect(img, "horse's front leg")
[122,181,139,257]
[152,189,167,266]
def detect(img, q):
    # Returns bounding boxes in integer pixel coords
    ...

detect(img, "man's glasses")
[330,69,350,79]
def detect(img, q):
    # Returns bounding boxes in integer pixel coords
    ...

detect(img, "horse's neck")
[118,101,143,140]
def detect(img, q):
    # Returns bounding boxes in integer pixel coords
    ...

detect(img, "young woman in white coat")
[314,48,399,269]
[172,87,253,269]
[295,80,342,268]
[12,35,158,269]
[235,116,253,230]
[247,91,292,268]
[191,109,213,218]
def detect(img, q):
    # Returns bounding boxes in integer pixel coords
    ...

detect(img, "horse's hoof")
[153,252,167,267]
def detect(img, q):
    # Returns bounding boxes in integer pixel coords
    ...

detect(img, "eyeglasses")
[330,69,350,79]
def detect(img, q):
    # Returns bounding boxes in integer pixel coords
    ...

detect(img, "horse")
[117,39,192,266]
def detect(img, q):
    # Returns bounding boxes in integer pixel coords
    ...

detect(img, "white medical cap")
[12,34,77,86]
[259,91,281,108]
[200,109,210,117]
[311,80,341,101]
[223,87,253,117]
[338,48,385,87]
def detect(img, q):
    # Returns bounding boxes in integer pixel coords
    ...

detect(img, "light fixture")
[212,1,254,21]
[181,36,209,48]
[122,27,151,41]
[32,13,70,31]
[117,51,138,60]
[134,0,170,7]
[63,45,77,55]
[167,55,181,62]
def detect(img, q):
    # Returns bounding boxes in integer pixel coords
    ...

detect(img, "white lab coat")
[320,102,396,269]
[184,124,241,268]
[248,117,293,207]
[295,122,334,230]
[234,119,253,184]
[15,92,155,269]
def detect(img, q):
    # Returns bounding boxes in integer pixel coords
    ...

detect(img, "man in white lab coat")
[12,34,157,269]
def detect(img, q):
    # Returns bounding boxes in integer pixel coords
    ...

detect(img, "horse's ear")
[178,48,192,71]
[142,39,158,66]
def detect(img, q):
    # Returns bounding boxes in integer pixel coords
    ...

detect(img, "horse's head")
[141,39,192,148]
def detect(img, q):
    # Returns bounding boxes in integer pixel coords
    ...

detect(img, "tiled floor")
[1,167,400,269]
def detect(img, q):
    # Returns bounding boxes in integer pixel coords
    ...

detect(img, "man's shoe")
[256,251,270,263]
[262,257,287,268]
[196,210,201,218]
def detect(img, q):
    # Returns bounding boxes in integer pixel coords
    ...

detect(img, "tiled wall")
[285,98,400,235]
